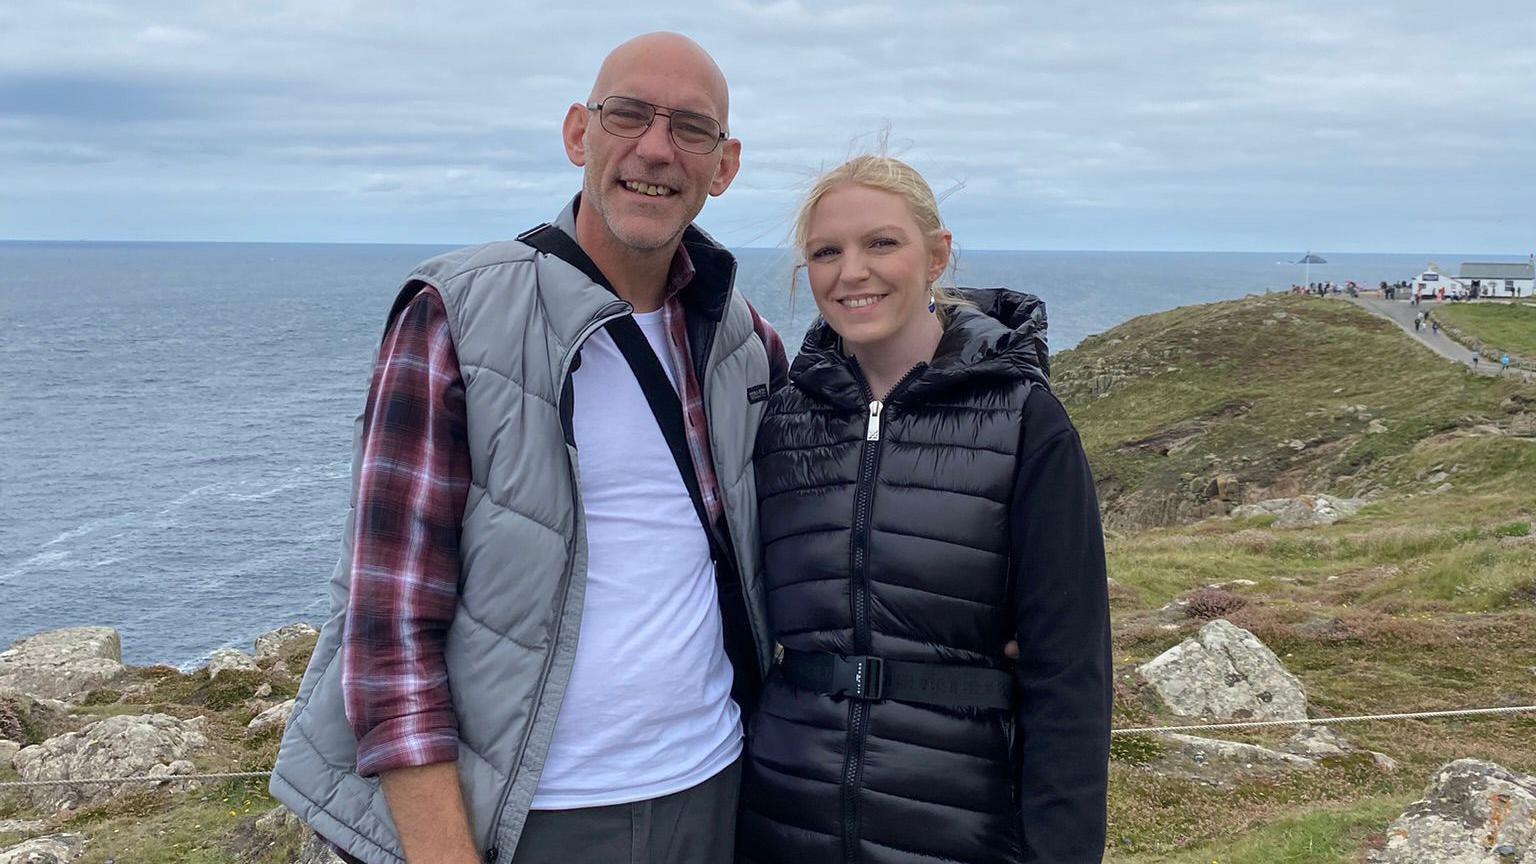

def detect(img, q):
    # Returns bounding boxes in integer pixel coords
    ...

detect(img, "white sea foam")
[43,522,100,547]
[227,467,347,502]
[154,482,220,516]
[0,548,72,583]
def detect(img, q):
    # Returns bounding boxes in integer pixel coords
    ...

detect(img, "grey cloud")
[0,0,1532,250]
[0,75,196,122]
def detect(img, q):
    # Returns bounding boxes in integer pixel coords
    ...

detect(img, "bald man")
[270,32,787,864]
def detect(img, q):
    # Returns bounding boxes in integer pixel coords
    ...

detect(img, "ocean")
[1,241,1520,666]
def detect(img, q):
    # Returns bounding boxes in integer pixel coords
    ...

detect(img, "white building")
[1412,263,1464,299]
[1457,260,1535,299]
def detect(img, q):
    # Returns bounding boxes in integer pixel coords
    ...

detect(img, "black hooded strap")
[516,222,717,561]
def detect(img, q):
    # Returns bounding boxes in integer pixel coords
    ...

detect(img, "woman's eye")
[810,246,838,260]
[871,237,898,249]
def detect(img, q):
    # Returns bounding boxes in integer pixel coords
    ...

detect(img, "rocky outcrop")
[252,807,344,864]
[1283,725,1399,772]
[253,624,317,664]
[246,699,296,736]
[1149,733,1315,786]
[205,648,258,679]
[1369,759,1536,863]
[0,628,124,703]
[1131,723,1401,787]
[0,834,84,864]
[1231,494,1365,528]
[12,713,208,812]
[1137,619,1308,720]
[0,739,18,765]
[0,820,50,836]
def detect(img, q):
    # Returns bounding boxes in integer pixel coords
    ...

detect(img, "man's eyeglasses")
[586,96,727,155]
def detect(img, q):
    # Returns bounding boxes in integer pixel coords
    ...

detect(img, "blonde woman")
[740,156,1111,863]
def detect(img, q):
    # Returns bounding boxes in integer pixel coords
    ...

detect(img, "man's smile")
[620,179,678,198]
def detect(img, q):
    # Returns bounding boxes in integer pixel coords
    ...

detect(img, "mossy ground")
[0,652,309,862]
[1433,301,1536,361]
[3,296,1534,862]
[1067,295,1536,862]
[1056,294,1532,529]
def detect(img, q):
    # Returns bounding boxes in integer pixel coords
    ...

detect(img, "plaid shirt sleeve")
[747,301,790,394]
[342,286,469,777]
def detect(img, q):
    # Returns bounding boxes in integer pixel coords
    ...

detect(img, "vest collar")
[554,195,736,323]
[789,288,1050,408]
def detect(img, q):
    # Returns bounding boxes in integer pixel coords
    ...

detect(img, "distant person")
[1472,353,1480,370]
[1502,354,1511,375]
[1432,320,1440,335]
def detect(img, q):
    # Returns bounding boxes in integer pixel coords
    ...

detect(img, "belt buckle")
[853,655,885,701]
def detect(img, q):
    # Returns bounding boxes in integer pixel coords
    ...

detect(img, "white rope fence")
[0,770,271,790]
[1,704,1531,793]
[1112,703,1536,735]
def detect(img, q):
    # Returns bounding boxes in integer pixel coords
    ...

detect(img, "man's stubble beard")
[584,171,696,254]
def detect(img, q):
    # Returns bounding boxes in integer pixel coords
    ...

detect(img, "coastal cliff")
[3,293,1533,863]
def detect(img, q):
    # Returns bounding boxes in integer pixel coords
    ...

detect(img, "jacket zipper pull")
[866,400,883,442]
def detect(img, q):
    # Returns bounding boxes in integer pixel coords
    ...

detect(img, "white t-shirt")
[531,309,742,809]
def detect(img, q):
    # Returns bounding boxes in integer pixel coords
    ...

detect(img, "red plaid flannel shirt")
[342,245,787,776]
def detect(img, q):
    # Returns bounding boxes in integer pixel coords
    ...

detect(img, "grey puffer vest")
[270,199,773,864]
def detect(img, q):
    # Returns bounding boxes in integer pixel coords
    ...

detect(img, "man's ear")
[562,103,589,167]
[709,137,742,197]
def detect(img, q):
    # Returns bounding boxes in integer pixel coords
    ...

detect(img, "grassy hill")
[1432,301,1536,364]
[2,293,1534,863]
[1055,294,1535,530]
[1054,293,1536,862]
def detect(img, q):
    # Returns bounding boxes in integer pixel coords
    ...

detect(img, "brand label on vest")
[747,384,769,403]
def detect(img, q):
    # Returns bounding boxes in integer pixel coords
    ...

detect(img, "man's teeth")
[842,296,883,308]
[623,180,674,197]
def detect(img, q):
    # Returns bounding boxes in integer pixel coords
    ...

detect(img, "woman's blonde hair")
[791,155,968,322]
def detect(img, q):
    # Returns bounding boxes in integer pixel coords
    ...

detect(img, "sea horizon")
[5,237,1533,258]
[4,242,1532,668]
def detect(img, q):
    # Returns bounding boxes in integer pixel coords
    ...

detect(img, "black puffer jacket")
[739,290,1111,864]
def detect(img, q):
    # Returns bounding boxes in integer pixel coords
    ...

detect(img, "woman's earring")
[928,288,937,314]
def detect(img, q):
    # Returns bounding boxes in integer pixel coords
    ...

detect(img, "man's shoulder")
[406,239,541,289]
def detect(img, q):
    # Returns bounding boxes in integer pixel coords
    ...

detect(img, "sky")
[2,0,1533,253]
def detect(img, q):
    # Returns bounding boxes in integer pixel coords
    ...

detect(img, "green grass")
[4,293,1534,863]
[1055,294,1534,531]
[1062,295,1536,860]
[1107,794,1412,863]
[1433,302,1536,360]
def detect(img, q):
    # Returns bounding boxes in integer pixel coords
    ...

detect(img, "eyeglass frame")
[584,96,729,155]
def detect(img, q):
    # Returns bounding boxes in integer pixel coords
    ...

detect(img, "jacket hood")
[789,287,1050,407]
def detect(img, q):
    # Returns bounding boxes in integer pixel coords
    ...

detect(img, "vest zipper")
[692,273,767,684]
[840,359,925,864]
[484,302,629,863]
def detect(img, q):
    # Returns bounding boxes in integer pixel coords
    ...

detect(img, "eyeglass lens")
[599,97,721,154]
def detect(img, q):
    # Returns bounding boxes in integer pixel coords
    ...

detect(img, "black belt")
[779,649,1013,710]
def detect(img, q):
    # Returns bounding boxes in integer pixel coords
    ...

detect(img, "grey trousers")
[511,758,742,864]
